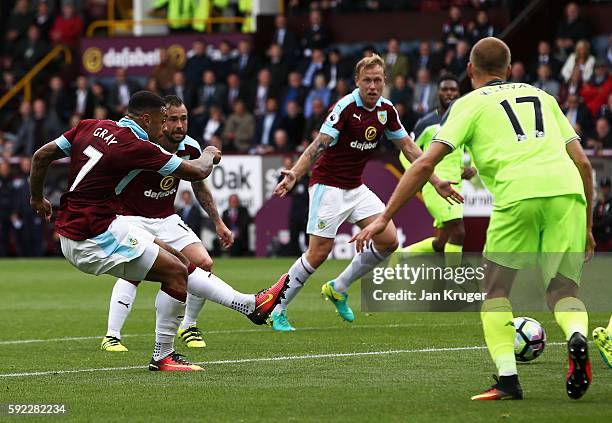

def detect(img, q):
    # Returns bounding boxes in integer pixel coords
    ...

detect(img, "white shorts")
[60,218,159,280]
[116,214,201,252]
[307,183,385,238]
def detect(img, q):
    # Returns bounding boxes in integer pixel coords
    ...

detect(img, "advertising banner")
[177,155,263,218]
[255,160,434,258]
[80,33,248,77]
[203,155,263,217]
[462,179,494,217]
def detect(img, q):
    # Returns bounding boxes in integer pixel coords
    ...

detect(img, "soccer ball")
[513,316,546,362]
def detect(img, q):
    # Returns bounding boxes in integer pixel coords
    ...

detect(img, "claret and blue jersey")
[312,88,408,189]
[53,117,182,241]
[116,135,202,219]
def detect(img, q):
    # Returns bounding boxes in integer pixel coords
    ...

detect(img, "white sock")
[181,293,206,329]
[153,290,185,361]
[106,279,137,338]
[187,267,255,315]
[334,243,392,293]
[273,254,315,313]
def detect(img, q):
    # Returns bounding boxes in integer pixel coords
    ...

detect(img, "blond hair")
[354,54,385,79]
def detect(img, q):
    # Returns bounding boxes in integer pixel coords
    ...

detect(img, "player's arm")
[172,146,221,182]
[274,132,334,196]
[393,135,462,204]
[351,142,451,252]
[566,139,596,261]
[191,180,234,248]
[30,141,66,222]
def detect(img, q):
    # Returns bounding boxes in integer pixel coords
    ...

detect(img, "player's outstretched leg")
[177,293,207,348]
[400,237,437,254]
[186,265,290,326]
[552,295,591,399]
[249,273,290,325]
[101,279,139,352]
[323,216,397,322]
[592,315,612,368]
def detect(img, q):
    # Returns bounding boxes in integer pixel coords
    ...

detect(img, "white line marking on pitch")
[0,322,479,345]
[0,342,566,379]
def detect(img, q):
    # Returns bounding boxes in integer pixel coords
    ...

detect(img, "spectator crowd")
[1,0,612,256]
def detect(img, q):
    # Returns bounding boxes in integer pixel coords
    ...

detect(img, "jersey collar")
[485,79,507,86]
[352,89,382,111]
[117,117,149,140]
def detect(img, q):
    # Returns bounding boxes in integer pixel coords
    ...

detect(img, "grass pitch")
[1,258,611,422]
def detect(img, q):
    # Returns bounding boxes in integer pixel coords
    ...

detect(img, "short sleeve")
[54,125,79,156]
[183,136,202,160]
[432,99,475,151]
[384,105,408,140]
[319,103,346,142]
[549,96,579,144]
[125,140,182,176]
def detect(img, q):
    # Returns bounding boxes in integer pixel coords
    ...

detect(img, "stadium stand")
[1,0,612,257]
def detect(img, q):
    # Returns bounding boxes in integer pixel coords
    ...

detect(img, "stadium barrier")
[86,17,248,37]
[0,45,72,110]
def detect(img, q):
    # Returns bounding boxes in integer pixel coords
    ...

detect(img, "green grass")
[1,258,611,422]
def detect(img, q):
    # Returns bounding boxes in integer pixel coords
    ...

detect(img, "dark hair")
[163,95,184,108]
[127,91,165,115]
[438,73,459,86]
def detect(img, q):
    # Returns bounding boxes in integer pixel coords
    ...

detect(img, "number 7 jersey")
[433,81,585,208]
[54,118,182,240]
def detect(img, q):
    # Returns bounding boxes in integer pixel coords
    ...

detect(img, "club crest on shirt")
[160,175,176,191]
[377,110,387,125]
[365,126,377,141]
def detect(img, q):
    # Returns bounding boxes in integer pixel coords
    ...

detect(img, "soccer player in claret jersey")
[398,74,476,262]
[101,95,275,352]
[353,38,595,400]
[272,54,463,331]
[29,91,289,371]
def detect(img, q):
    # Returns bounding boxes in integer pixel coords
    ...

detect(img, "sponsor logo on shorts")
[350,140,378,151]
[128,236,138,246]
[364,126,377,141]
[318,220,326,229]
[160,175,176,191]
[144,187,178,199]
